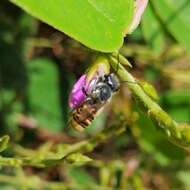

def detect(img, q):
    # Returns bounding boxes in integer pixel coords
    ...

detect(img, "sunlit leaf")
[11,0,134,52]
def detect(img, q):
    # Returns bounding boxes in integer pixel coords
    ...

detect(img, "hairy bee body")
[70,98,103,131]
[70,73,120,131]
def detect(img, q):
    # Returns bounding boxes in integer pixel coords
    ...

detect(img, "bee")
[69,73,120,131]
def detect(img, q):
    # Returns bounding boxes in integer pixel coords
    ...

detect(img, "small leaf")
[0,135,10,152]
[111,53,132,67]
[139,80,159,101]
[66,153,92,165]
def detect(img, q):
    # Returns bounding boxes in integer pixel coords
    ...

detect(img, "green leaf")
[0,135,9,152]
[10,0,134,52]
[28,58,63,132]
[66,153,92,165]
[141,4,165,54]
[68,167,97,187]
[138,80,159,101]
[151,0,190,55]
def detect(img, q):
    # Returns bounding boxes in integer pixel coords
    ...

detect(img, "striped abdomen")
[70,101,99,131]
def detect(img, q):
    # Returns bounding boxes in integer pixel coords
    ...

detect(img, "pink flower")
[68,74,101,109]
[68,58,110,109]
[69,74,88,109]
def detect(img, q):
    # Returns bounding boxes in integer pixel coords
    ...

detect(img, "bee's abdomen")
[71,103,97,131]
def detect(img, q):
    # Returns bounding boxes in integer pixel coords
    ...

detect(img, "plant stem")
[0,114,127,167]
[109,54,190,150]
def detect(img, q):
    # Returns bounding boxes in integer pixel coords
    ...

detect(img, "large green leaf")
[151,0,190,55]
[10,0,134,52]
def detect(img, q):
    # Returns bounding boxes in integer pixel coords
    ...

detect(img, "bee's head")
[90,73,120,103]
[104,73,120,92]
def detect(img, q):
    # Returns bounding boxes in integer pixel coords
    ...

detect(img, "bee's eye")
[107,74,120,92]
[99,85,111,102]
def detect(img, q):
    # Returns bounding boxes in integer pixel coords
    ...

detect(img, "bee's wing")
[69,101,102,132]
[64,106,80,132]
[84,101,106,123]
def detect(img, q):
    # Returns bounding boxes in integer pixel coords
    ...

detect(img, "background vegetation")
[0,0,190,189]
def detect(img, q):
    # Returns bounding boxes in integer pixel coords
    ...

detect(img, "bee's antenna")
[120,81,138,84]
[63,109,73,132]
[114,52,137,85]
[116,52,119,74]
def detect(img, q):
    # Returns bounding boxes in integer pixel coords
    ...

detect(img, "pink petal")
[128,0,149,33]
[69,74,87,109]
[68,58,110,109]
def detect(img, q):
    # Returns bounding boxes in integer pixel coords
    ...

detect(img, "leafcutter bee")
[69,73,120,131]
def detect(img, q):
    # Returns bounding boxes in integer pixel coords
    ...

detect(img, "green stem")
[0,114,127,167]
[0,173,112,190]
[109,54,190,150]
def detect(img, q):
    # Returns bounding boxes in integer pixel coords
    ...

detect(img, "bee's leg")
[116,51,120,74]
[120,81,138,84]
[81,88,98,103]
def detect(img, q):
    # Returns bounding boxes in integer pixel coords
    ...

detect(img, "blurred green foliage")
[28,58,63,132]
[0,0,190,189]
